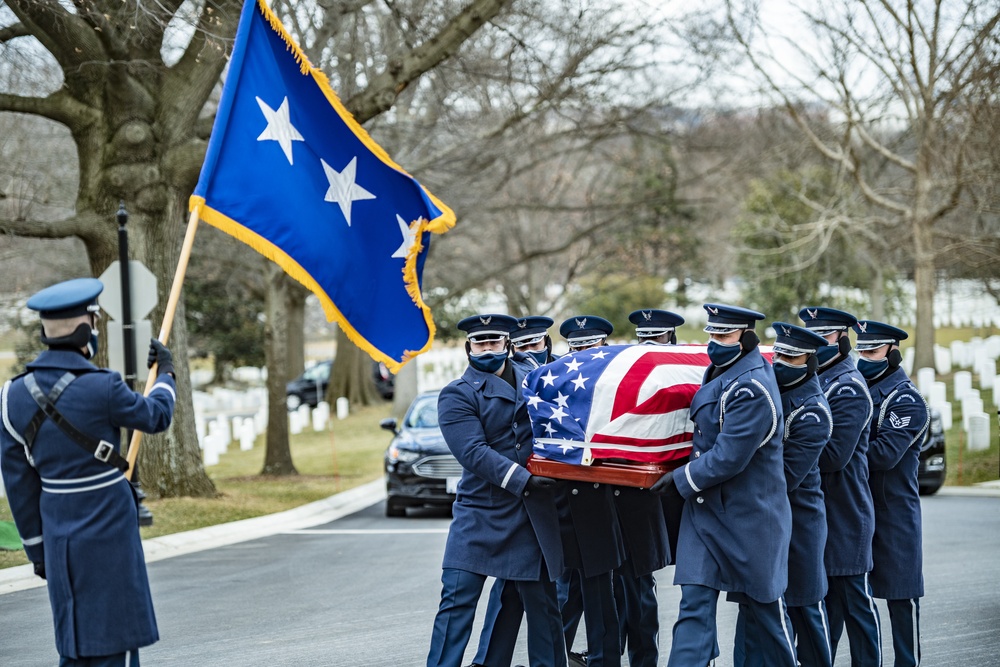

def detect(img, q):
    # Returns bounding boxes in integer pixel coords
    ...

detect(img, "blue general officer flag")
[190,0,455,373]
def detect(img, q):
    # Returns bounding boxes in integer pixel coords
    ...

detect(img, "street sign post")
[99,259,158,382]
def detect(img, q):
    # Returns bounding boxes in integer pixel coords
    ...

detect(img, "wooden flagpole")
[125,206,201,479]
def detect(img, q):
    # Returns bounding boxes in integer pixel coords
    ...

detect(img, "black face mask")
[41,322,96,358]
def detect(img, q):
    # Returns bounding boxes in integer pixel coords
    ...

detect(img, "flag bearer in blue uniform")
[0,278,177,667]
[651,303,795,667]
[799,306,882,666]
[854,320,928,667]
[733,323,833,667]
[426,314,566,667]
[602,308,685,667]
[471,314,558,667]
[554,315,624,667]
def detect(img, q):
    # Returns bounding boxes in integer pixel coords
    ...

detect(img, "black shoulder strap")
[23,373,130,473]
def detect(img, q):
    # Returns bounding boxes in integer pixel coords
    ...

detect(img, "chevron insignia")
[888,412,911,428]
[480,316,491,325]
[642,311,652,321]
[576,318,587,329]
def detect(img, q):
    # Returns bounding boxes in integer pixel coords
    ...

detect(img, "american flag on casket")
[522,344,711,467]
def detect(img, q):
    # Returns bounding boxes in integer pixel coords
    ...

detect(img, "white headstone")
[934,346,952,375]
[929,382,947,409]
[978,361,996,390]
[938,402,953,431]
[951,340,969,368]
[239,421,255,451]
[203,434,220,466]
[903,348,914,375]
[963,396,984,431]
[337,397,350,420]
[954,371,973,400]
[289,410,303,435]
[916,368,936,396]
[215,414,231,447]
[967,412,990,451]
[312,409,327,432]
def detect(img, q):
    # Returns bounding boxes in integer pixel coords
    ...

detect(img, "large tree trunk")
[262,265,297,475]
[287,286,307,378]
[328,328,381,407]
[912,218,937,370]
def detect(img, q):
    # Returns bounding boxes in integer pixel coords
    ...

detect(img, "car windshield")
[406,396,440,429]
[303,363,329,382]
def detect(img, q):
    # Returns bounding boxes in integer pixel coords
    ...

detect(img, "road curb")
[0,479,386,596]
[935,484,1000,498]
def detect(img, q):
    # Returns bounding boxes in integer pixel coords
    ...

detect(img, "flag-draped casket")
[522,344,710,487]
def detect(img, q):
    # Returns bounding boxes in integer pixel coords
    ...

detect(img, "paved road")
[1,492,998,666]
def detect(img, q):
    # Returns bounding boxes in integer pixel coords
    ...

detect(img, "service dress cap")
[853,320,909,351]
[798,306,858,334]
[702,303,765,334]
[510,315,554,346]
[457,313,518,342]
[559,315,613,348]
[629,308,685,338]
[771,321,829,356]
[26,278,104,319]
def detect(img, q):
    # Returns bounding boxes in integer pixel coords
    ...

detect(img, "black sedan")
[918,407,946,495]
[381,391,461,517]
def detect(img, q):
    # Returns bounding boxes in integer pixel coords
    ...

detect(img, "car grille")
[412,454,463,479]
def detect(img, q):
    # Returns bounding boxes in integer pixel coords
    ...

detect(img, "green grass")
[0,401,393,569]
[939,379,1000,487]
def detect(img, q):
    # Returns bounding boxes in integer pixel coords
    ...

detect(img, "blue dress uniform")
[606,309,684,667]
[426,315,566,667]
[799,306,882,666]
[855,321,929,667]
[733,323,833,667]
[0,278,176,667]
[659,304,795,667]
[549,316,624,667]
[473,315,559,667]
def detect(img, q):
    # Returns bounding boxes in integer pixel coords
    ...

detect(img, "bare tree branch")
[0,90,99,129]
[0,21,31,43]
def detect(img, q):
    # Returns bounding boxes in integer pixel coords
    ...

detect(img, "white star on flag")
[553,391,569,408]
[571,373,589,391]
[590,350,608,360]
[564,357,583,373]
[550,405,568,424]
[256,96,303,165]
[527,394,544,408]
[543,422,557,435]
[540,370,558,387]
[392,214,419,259]
[321,156,376,226]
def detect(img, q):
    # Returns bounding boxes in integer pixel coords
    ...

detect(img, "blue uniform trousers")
[885,598,920,667]
[613,571,658,667]
[787,602,833,667]
[60,650,139,666]
[559,570,620,666]
[826,574,882,666]
[728,596,797,667]
[473,578,522,666]
[427,569,566,667]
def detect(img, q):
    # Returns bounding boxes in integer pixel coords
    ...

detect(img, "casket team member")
[798,306,882,666]
[855,320,928,667]
[732,323,833,667]
[554,315,624,667]
[0,278,177,667]
[471,315,558,667]
[606,308,684,667]
[426,314,566,667]
[651,303,795,667]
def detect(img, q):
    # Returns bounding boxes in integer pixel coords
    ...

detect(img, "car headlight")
[388,445,421,463]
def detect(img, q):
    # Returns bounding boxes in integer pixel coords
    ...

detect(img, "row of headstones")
[915,366,995,452]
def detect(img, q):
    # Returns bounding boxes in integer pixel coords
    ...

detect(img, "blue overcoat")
[866,367,928,600]
[438,362,564,581]
[779,375,832,607]
[557,480,624,577]
[612,486,669,577]
[0,350,175,659]
[816,356,875,576]
[670,348,791,603]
